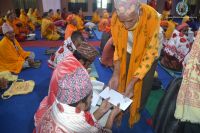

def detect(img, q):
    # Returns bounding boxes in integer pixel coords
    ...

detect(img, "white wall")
[42,0,61,12]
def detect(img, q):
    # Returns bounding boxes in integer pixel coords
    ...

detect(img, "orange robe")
[102,12,109,19]
[64,24,77,39]
[0,37,30,74]
[19,13,35,31]
[33,9,42,25]
[41,18,60,40]
[53,12,62,21]
[75,15,84,30]
[91,12,100,23]
[111,4,160,126]
[98,18,109,32]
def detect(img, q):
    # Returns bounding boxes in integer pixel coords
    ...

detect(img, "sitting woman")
[41,11,60,40]
[0,23,36,74]
[34,53,121,133]
[160,22,194,71]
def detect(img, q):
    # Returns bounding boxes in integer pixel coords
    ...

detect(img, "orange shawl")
[0,37,30,74]
[111,4,160,126]
[64,24,77,40]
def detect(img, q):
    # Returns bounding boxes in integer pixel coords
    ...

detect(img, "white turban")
[2,23,14,34]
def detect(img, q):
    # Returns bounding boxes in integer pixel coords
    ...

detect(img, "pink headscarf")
[50,54,92,105]
[2,23,13,34]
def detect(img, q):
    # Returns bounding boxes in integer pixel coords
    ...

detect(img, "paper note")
[91,91,100,107]
[99,87,133,111]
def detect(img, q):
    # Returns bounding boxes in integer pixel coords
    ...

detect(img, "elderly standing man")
[109,0,161,126]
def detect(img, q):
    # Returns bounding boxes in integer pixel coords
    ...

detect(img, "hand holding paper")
[99,87,133,111]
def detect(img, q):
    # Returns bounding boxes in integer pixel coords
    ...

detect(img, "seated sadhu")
[34,52,121,133]
[92,9,100,24]
[32,8,42,25]
[51,9,66,28]
[41,12,60,40]
[75,12,84,30]
[0,23,36,74]
[27,8,40,27]
[49,31,98,69]
[53,9,62,21]
[64,14,78,40]
[6,11,28,41]
[98,18,110,32]
[19,9,35,31]
[102,10,109,19]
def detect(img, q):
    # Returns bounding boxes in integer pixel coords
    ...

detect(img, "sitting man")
[34,53,121,133]
[48,31,98,69]
[0,23,38,74]
[41,11,61,40]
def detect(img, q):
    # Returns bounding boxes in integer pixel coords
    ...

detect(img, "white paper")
[99,87,133,111]
[91,91,100,107]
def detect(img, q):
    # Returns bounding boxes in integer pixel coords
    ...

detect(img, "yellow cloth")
[161,20,175,40]
[2,80,35,99]
[92,12,100,23]
[0,37,30,74]
[175,30,200,123]
[41,18,60,40]
[103,12,109,19]
[65,24,77,40]
[33,9,42,25]
[182,15,190,23]
[53,12,62,21]
[0,71,18,81]
[98,18,109,32]
[19,9,35,31]
[111,4,160,126]
[75,15,84,30]
[162,10,170,20]
[27,8,37,25]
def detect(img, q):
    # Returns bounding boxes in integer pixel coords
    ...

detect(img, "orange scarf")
[111,4,160,126]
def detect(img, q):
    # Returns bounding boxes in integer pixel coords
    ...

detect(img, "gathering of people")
[0,0,200,133]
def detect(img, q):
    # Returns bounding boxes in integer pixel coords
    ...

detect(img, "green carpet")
[145,89,165,116]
